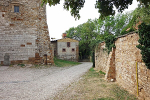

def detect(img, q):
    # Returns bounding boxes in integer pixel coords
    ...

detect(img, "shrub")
[137,23,150,69]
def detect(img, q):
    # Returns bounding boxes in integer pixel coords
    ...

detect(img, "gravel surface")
[0,62,92,100]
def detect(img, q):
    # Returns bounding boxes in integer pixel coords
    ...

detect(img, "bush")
[137,23,150,69]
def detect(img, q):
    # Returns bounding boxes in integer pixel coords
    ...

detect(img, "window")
[72,48,75,52]
[14,6,19,12]
[67,42,70,47]
[62,48,66,52]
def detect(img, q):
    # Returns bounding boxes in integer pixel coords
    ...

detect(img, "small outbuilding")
[51,33,79,62]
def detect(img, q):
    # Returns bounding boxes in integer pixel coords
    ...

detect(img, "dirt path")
[0,62,92,100]
[54,68,138,100]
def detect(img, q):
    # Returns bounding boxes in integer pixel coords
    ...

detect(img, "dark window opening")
[72,48,75,52]
[62,48,66,52]
[67,42,70,47]
[14,6,19,12]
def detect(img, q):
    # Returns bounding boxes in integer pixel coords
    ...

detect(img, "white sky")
[46,0,139,40]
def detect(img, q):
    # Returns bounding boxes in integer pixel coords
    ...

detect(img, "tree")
[133,5,150,24]
[95,13,132,37]
[66,19,99,60]
[42,0,150,19]
[120,5,150,35]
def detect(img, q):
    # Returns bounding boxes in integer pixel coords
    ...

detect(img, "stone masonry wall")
[0,0,54,65]
[115,32,150,100]
[95,42,108,73]
[95,32,150,100]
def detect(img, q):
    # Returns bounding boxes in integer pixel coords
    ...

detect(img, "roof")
[57,37,79,42]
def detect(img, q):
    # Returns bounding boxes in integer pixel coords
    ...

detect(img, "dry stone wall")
[95,32,150,100]
[0,0,54,65]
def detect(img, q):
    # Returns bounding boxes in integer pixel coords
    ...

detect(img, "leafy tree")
[66,19,99,61]
[120,14,137,35]
[120,5,150,35]
[43,0,150,19]
[114,13,132,36]
[66,25,82,41]
[133,5,150,24]
[104,35,116,54]
[95,13,132,37]
[65,12,133,65]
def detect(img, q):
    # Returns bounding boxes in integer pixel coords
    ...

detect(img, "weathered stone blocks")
[0,0,54,65]
[95,32,150,100]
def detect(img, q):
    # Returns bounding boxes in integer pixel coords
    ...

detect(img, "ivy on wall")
[104,35,116,54]
[137,23,150,69]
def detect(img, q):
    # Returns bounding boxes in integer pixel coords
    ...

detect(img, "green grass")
[89,68,137,100]
[88,68,100,78]
[111,85,138,100]
[53,67,138,100]
[17,64,25,67]
[94,97,114,100]
[54,58,81,67]
[99,70,106,75]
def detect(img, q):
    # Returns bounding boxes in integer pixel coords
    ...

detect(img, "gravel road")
[0,62,92,100]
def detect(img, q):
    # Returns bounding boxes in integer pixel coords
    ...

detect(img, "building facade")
[0,0,54,65]
[57,38,79,62]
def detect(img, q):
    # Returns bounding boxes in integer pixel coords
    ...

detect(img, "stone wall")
[95,32,150,100]
[95,42,108,73]
[57,38,79,62]
[0,0,54,65]
[51,40,57,56]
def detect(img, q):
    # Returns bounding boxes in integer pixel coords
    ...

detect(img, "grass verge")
[53,68,138,100]
[54,57,81,67]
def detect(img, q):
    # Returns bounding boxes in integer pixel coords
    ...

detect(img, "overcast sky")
[46,0,139,40]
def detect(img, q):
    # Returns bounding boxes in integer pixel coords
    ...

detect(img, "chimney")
[62,33,66,39]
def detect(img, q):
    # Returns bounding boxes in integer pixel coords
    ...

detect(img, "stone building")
[0,0,54,65]
[51,33,79,62]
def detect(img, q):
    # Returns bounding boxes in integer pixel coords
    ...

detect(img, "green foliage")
[89,68,95,72]
[96,13,133,37]
[99,70,106,75]
[54,57,81,67]
[114,13,130,36]
[88,68,100,77]
[137,23,150,69]
[17,64,25,67]
[42,0,84,20]
[133,5,150,24]
[95,0,133,19]
[43,0,150,19]
[66,13,131,65]
[104,35,116,54]
[121,14,137,35]
[66,19,100,61]
[112,85,137,100]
